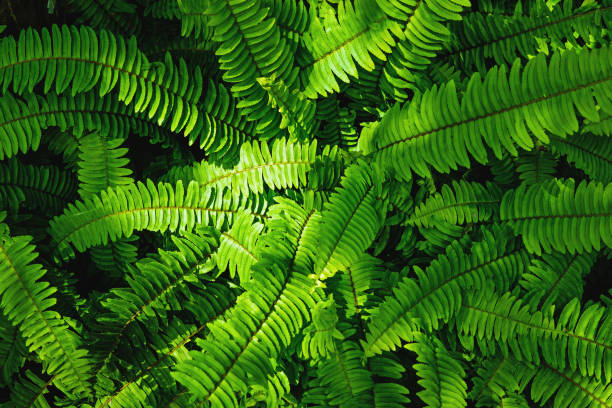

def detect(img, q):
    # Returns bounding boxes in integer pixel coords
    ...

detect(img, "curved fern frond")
[360,46,612,180]
[364,225,528,356]
[299,0,402,98]
[203,0,298,136]
[216,212,263,284]
[405,333,467,408]
[530,363,612,408]
[469,356,534,407]
[257,76,317,141]
[0,233,92,397]
[173,137,320,196]
[0,159,77,213]
[520,251,596,311]
[172,198,321,406]
[6,370,54,408]
[550,134,612,183]
[409,180,502,228]
[265,0,310,54]
[376,0,471,101]
[77,133,133,199]
[0,26,203,135]
[48,179,266,260]
[0,313,26,386]
[458,291,612,384]
[314,161,385,281]
[440,3,612,74]
[89,235,139,276]
[583,114,612,136]
[500,178,612,255]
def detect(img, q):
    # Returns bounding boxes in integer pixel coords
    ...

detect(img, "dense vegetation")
[0,0,611,407]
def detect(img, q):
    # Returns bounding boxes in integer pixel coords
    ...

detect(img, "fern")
[1,2,612,407]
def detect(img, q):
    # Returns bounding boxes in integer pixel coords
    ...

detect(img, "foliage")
[0,0,611,407]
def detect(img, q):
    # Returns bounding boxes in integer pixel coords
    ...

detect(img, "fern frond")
[520,251,596,310]
[300,0,402,98]
[0,26,203,135]
[364,225,528,356]
[216,212,263,284]
[77,133,133,199]
[172,198,321,406]
[48,180,266,260]
[405,333,467,408]
[360,46,612,179]
[0,158,77,213]
[258,76,317,141]
[409,180,502,228]
[583,114,612,136]
[0,313,26,386]
[441,3,612,74]
[65,0,140,36]
[513,145,557,185]
[530,363,612,408]
[89,235,139,276]
[500,178,612,254]
[314,161,385,281]
[6,370,54,408]
[469,356,534,407]
[550,134,612,183]
[458,291,612,384]
[0,233,92,397]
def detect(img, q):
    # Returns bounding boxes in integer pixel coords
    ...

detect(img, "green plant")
[0,0,611,407]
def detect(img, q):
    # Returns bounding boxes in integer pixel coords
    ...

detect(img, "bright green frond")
[405,333,467,408]
[360,46,612,179]
[0,233,92,397]
[216,212,263,284]
[500,178,612,255]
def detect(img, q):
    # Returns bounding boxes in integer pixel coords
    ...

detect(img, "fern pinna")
[0,0,611,407]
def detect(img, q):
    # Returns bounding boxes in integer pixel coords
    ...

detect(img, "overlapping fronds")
[64,0,140,36]
[500,178,612,255]
[458,290,612,384]
[550,134,612,183]
[364,225,528,356]
[360,46,612,180]
[441,2,612,74]
[216,212,263,284]
[0,158,77,213]
[0,26,203,134]
[48,179,267,259]
[520,251,596,310]
[0,313,26,386]
[409,180,502,227]
[300,0,402,98]
[0,231,92,397]
[405,333,467,408]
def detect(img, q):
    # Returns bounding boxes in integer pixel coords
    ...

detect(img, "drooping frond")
[48,180,267,260]
[405,333,467,408]
[376,0,471,101]
[364,225,528,356]
[530,363,612,408]
[409,180,502,228]
[458,290,612,384]
[550,134,612,183]
[77,133,133,199]
[0,26,203,135]
[203,0,298,137]
[0,231,93,397]
[0,158,77,213]
[0,313,26,386]
[440,3,612,74]
[359,46,612,180]
[520,251,596,310]
[172,198,321,406]
[500,178,612,255]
